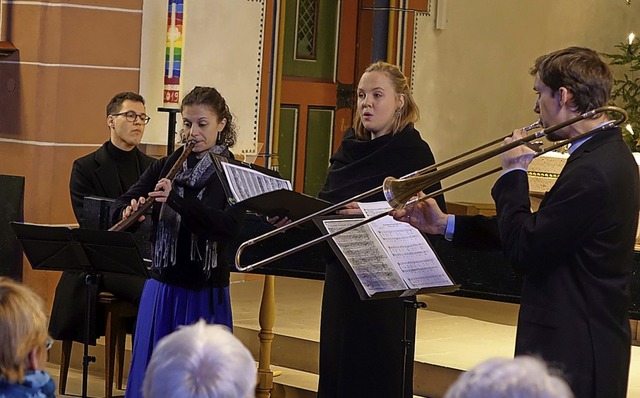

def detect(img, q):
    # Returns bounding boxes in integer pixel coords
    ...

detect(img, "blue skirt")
[124,279,232,398]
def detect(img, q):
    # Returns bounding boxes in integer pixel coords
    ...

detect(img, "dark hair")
[353,61,420,140]
[181,86,237,147]
[529,47,612,114]
[106,92,145,116]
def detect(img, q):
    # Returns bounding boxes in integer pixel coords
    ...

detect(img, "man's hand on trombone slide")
[501,128,538,171]
[390,193,448,236]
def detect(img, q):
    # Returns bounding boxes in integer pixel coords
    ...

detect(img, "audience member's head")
[0,277,51,382]
[143,319,257,398]
[444,356,574,398]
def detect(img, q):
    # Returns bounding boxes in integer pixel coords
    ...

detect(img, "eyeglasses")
[45,337,54,351]
[111,111,151,125]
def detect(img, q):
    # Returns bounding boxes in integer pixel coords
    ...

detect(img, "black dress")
[316,124,445,398]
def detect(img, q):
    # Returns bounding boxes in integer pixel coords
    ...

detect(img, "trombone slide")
[235,106,628,271]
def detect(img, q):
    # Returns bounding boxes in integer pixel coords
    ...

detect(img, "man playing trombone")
[392,46,639,398]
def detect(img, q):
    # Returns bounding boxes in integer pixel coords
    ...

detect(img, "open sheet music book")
[218,158,292,202]
[211,154,331,220]
[317,202,458,300]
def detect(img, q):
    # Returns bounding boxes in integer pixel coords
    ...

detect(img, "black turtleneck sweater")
[107,141,141,193]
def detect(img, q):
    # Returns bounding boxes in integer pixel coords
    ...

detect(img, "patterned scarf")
[0,370,56,398]
[152,145,227,277]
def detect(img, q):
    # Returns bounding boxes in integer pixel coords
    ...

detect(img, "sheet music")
[221,162,292,202]
[358,202,453,289]
[357,201,392,217]
[322,201,453,297]
[323,219,407,297]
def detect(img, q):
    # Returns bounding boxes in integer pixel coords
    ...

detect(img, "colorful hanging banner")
[163,0,184,106]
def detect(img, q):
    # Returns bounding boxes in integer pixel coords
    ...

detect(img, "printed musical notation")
[324,219,407,296]
[221,162,291,202]
[322,202,454,298]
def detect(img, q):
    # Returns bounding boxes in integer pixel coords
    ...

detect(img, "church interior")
[1,1,640,397]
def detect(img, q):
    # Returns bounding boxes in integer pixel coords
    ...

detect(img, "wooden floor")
[46,275,640,398]
[46,363,125,398]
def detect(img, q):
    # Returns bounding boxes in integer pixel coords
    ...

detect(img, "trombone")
[235,105,628,272]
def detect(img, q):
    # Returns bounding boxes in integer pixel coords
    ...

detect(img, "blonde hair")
[353,61,420,140]
[0,277,49,383]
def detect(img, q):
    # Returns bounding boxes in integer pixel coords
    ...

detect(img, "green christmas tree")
[604,33,640,151]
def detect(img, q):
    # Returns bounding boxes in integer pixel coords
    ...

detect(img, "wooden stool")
[58,292,137,398]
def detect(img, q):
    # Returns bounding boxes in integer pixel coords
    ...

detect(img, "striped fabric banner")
[163,0,184,106]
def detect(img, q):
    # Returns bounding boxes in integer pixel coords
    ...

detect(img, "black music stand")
[10,222,149,398]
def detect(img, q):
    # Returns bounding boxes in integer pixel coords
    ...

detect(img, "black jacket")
[70,141,155,225]
[455,127,638,398]
[49,141,154,343]
[110,147,245,289]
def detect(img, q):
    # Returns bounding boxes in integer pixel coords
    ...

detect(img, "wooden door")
[274,0,359,195]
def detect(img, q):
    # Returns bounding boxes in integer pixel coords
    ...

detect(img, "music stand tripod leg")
[401,299,426,398]
[82,273,98,398]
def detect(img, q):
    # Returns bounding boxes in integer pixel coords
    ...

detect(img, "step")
[48,336,132,380]
[46,275,640,398]
[269,364,318,398]
[47,278,464,397]
[265,363,443,398]
[237,328,464,397]
[230,276,467,397]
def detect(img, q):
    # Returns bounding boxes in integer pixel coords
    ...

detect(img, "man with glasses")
[49,92,155,348]
[69,91,154,223]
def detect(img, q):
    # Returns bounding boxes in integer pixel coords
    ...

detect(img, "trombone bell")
[383,173,439,209]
